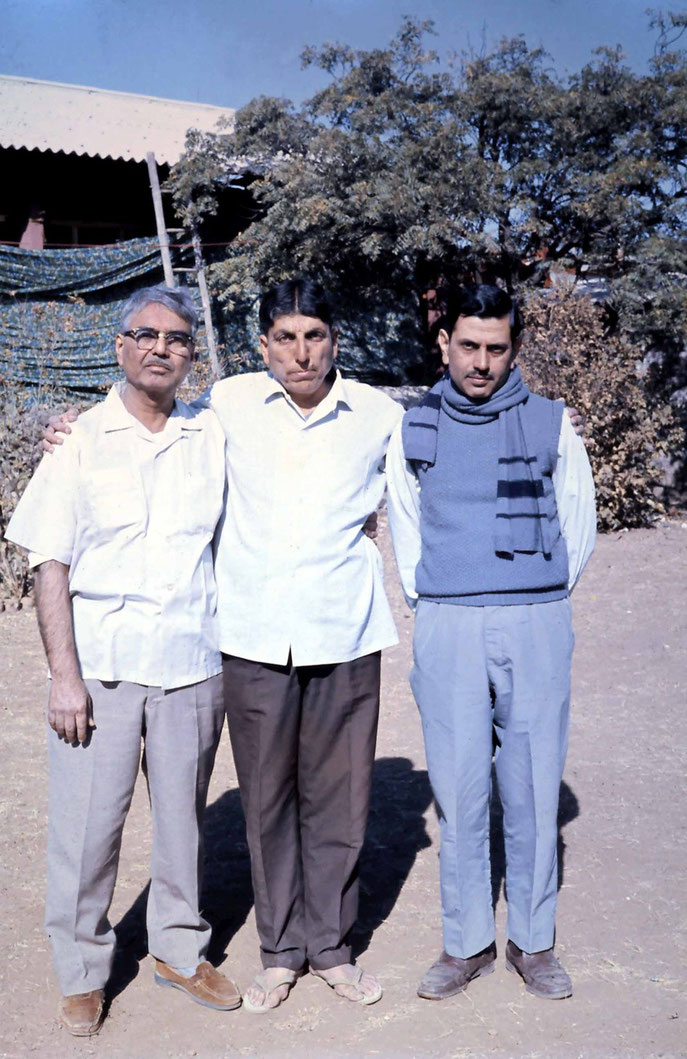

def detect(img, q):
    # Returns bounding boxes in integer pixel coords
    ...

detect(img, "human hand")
[566,406,585,438]
[363,510,378,540]
[42,407,79,453]
[48,674,94,744]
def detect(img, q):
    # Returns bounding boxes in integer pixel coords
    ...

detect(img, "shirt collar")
[262,369,352,421]
[100,384,135,433]
[101,381,202,434]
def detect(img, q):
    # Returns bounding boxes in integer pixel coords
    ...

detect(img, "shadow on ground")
[105,755,576,1000]
[106,757,433,996]
[354,756,434,958]
[202,786,254,966]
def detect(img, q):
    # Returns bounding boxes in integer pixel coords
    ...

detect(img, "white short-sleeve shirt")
[5,384,227,689]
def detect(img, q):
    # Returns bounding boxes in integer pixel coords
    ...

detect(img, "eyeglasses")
[122,328,195,356]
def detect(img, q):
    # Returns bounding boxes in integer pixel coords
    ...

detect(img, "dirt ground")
[0,518,685,1059]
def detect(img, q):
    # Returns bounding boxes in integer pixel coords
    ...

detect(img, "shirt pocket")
[82,468,145,534]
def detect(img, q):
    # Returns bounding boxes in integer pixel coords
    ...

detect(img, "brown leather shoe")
[417,945,496,1000]
[154,960,242,1010]
[505,940,572,999]
[59,989,105,1036]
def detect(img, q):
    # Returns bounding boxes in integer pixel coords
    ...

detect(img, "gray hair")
[119,285,199,335]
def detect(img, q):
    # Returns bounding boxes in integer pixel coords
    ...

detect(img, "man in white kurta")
[206,278,402,1011]
[6,287,240,1035]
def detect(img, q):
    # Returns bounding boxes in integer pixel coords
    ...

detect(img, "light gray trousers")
[46,674,225,995]
[411,598,573,959]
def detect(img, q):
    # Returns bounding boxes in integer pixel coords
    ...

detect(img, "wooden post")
[146,151,175,288]
[192,231,221,378]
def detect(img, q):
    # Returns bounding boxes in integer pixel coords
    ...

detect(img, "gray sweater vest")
[412,394,570,605]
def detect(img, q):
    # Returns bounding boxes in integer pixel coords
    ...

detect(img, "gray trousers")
[224,652,381,972]
[46,674,225,995]
[411,599,573,959]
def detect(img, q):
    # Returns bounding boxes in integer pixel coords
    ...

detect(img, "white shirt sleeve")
[385,421,422,609]
[553,412,597,590]
[28,551,54,569]
[4,435,80,564]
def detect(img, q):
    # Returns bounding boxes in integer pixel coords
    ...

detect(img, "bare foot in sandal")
[312,963,382,1005]
[243,967,302,1013]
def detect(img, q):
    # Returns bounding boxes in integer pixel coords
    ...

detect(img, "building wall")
[0,146,171,246]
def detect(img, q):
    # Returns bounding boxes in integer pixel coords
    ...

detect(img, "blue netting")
[0,238,196,394]
[0,238,172,296]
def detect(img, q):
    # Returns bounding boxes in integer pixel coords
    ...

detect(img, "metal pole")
[192,231,221,378]
[146,151,175,288]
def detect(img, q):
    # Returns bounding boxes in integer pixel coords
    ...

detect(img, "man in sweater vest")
[386,284,596,1002]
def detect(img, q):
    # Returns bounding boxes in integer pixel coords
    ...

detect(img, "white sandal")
[312,964,383,1006]
[242,968,301,1014]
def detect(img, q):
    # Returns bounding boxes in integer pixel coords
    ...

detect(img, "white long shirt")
[5,384,226,689]
[206,370,403,666]
[386,409,596,607]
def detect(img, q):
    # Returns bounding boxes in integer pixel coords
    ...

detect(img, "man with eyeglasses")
[5,286,241,1035]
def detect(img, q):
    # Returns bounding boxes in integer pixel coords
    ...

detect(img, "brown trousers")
[223,651,381,971]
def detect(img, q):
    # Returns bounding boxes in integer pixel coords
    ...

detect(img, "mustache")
[143,358,173,371]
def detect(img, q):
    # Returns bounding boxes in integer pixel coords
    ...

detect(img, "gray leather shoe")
[505,940,572,999]
[417,945,496,1000]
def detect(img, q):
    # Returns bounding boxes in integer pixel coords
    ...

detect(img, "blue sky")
[1,0,670,108]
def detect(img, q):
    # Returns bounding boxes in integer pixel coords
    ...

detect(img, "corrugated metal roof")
[0,74,234,165]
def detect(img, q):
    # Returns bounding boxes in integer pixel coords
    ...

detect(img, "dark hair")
[258,277,335,334]
[120,285,199,335]
[442,284,523,342]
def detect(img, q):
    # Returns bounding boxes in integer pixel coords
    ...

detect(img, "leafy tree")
[169,14,687,384]
[173,21,470,378]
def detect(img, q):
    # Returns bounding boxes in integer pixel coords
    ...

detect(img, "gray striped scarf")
[401,367,552,557]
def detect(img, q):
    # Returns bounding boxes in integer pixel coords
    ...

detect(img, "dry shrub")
[519,290,683,532]
[0,380,89,601]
